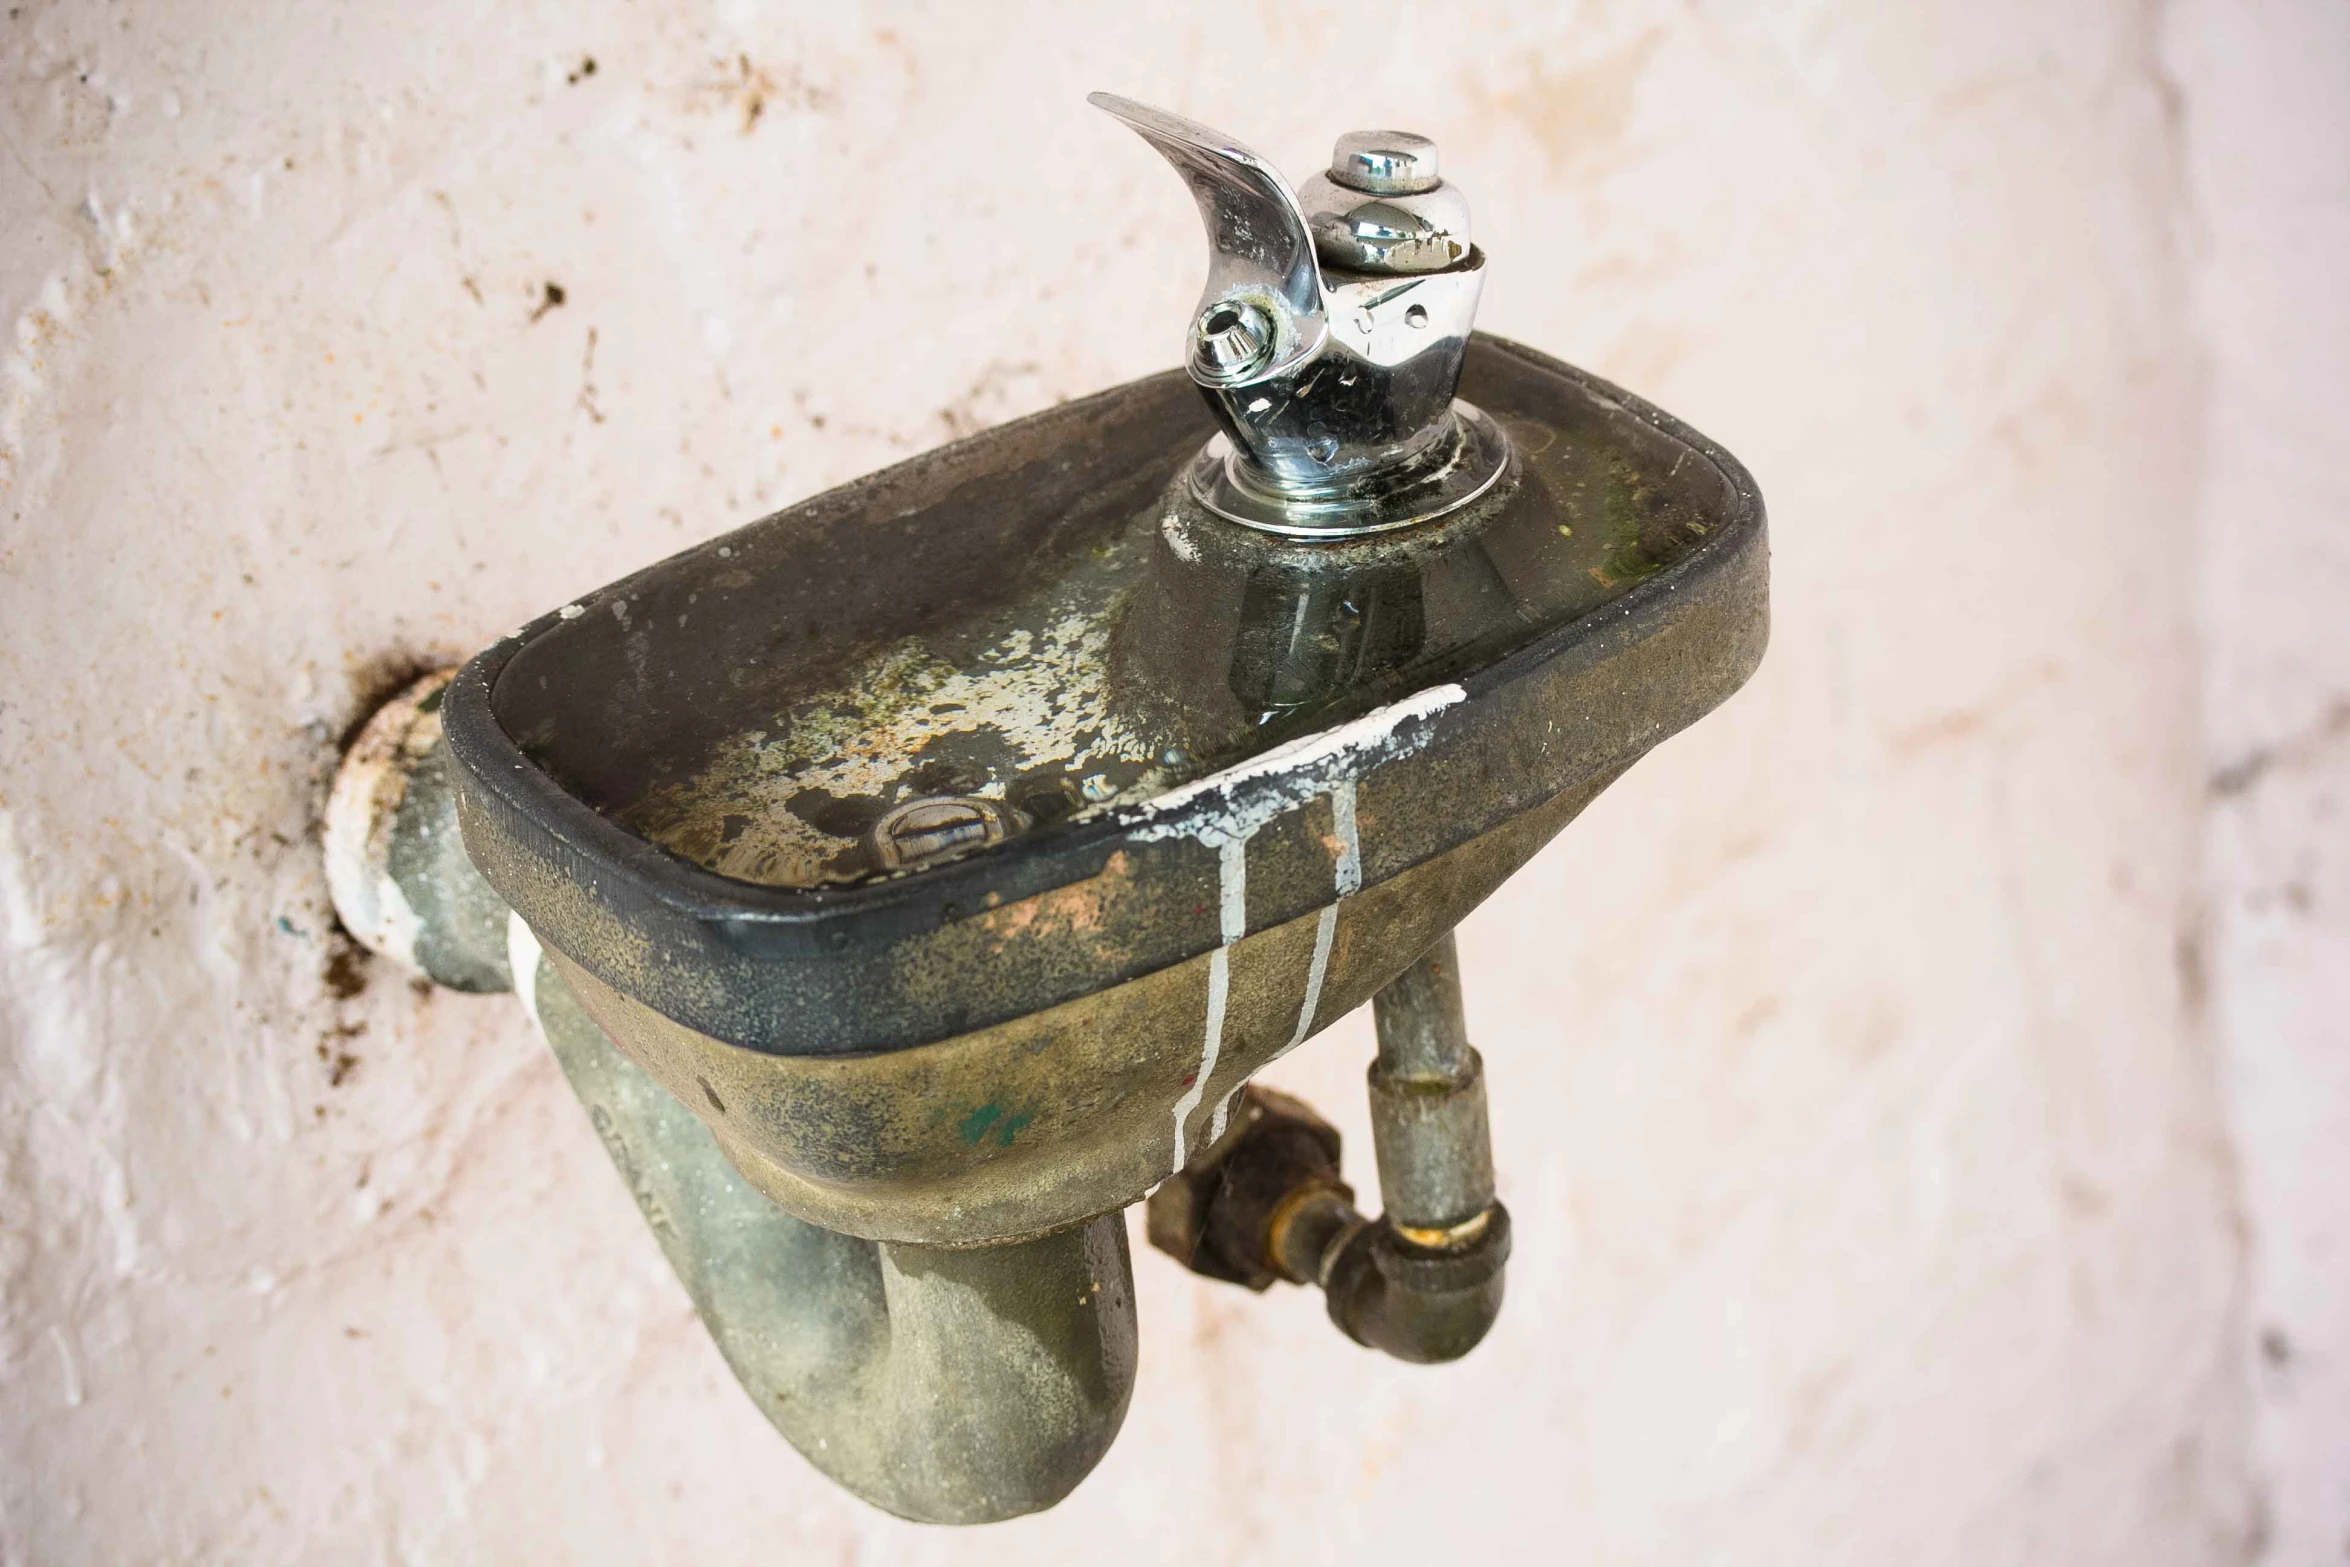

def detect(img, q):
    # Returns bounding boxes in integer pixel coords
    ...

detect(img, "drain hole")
[868,795,1029,871]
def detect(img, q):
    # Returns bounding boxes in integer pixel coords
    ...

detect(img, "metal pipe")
[1367,931,1496,1231]
[516,929,1135,1524]
[1148,931,1512,1364]
[1369,929,1473,1079]
[1322,929,1510,1361]
[325,677,1137,1525]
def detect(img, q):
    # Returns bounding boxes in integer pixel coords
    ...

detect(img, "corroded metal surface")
[444,335,1769,1071]
[627,593,1162,888]
[442,334,1767,1246]
[326,711,1139,1524]
[1146,1083,1352,1292]
[540,775,1606,1244]
[514,924,1135,1524]
[1366,932,1495,1229]
[1149,930,1511,1365]
[324,668,511,992]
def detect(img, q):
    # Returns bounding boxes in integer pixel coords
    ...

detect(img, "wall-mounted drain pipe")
[1147,932,1511,1363]
[325,673,1137,1525]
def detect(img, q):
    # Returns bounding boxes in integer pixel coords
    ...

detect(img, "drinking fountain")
[324,95,1767,1524]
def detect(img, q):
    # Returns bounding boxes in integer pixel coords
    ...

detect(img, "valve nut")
[1147,1084,1350,1291]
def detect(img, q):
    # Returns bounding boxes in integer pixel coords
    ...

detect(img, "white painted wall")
[0,3,2338,1562]
[2169,3,2350,1560]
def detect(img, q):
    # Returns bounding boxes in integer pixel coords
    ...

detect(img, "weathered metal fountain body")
[324,96,1767,1525]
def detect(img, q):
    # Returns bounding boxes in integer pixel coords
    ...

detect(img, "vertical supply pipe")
[1367,930,1497,1238]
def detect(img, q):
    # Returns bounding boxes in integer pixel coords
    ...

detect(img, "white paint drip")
[1277,779,1361,1062]
[1127,683,1461,848]
[506,913,544,1029]
[1171,836,1248,1168]
[1331,777,1363,896]
[1147,683,1454,1170]
[1210,1085,1244,1144]
[1192,947,1230,1157]
[1172,773,1373,1167]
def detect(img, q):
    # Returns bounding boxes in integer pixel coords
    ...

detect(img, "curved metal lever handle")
[1088,92,1326,380]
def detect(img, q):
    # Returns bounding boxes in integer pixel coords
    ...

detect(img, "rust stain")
[1885,659,2062,761]
[684,54,832,135]
[321,939,370,1000]
[624,605,1161,889]
[975,850,1132,951]
[1468,29,1666,176]
[1731,994,1781,1036]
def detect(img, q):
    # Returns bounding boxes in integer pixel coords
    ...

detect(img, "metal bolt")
[1329,130,1441,196]
[1192,298,1274,381]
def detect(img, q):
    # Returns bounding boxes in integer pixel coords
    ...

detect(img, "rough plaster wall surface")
[2166,2,2350,1561]
[0,1,2324,1562]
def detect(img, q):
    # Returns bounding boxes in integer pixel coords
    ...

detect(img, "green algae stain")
[955,1101,1037,1148]
[1599,469,1667,589]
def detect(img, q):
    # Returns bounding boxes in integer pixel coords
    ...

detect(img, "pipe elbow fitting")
[1324,1204,1511,1365]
